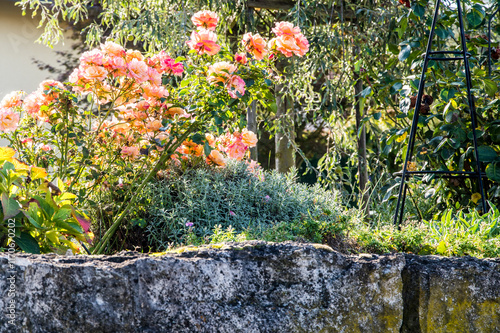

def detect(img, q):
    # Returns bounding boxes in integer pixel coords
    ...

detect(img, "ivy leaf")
[203,142,213,158]
[486,162,500,182]
[190,133,204,144]
[360,86,372,98]
[412,4,425,19]
[477,146,498,162]
[435,26,449,39]
[483,79,498,97]
[398,44,411,61]
[1,193,20,221]
[467,9,484,28]
[440,88,456,102]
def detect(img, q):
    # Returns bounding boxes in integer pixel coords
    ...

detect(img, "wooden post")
[247,100,258,161]
[275,82,295,173]
[354,50,370,218]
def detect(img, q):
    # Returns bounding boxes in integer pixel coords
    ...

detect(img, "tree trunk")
[354,63,370,218]
[275,82,295,173]
[247,100,258,161]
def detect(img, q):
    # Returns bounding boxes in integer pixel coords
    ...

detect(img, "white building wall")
[0,0,74,99]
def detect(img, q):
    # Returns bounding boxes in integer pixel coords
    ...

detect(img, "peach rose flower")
[82,65,108,81]
[142,83,169,99]
[187,29,221,56]
[101,41,126,57]
[208,149,226,166]
[0,107,20,132]
[1,91,24,108]
[268,22,309,57]
[80,49,104,66]
[241,129,258,148]
[146,119,162,132]
[127,58,149,83]
[207,61,237,84]
[272,21,302,37]
[125,49,145,63]
[242,33,268,61]
[121,146,140,159]
[191,10,219,31]
[205,133,216,147]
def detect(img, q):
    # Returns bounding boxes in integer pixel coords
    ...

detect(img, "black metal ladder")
[393,0,488,226]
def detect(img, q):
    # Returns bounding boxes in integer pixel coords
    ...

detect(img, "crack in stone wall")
[0,242,498,333]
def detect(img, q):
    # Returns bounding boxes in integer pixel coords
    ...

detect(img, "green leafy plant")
[138,159,357,250]
[0,148,91,254]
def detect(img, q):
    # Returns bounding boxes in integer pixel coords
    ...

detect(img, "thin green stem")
[92,122,197,254]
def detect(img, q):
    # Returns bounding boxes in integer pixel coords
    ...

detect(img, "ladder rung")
[393,170,487,178]
[428,57,467,61]
[427,51,471,56]
[423,51,471,61]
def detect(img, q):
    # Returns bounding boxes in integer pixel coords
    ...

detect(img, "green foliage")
[140,160,355,250]
[0,152,91,254]
[353,203,500,258]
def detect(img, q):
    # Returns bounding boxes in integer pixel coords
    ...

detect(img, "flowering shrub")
[0,11,308,254]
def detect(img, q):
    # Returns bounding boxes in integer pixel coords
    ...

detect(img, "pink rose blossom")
[39,80,65,92]
[22,93,41,116]
[187,29,221,56]
[103,56,127,77]
[226,140,247,160]
[227,75,246,99]
[163,58,184,76]
[234,53,248,65]
[127,58,149,83]
[79,49,104,66]
[147,67,162,86]
[136,100,150,111]
[40,144,52,152]
[191,10,219,31]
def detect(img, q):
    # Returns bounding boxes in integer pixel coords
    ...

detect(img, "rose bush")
[0,11,308,254]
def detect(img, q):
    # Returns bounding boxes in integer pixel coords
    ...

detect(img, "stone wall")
[0,242,498,332]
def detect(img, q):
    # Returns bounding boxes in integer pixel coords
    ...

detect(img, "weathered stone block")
[401,254,500,333]
[0,242,405,333]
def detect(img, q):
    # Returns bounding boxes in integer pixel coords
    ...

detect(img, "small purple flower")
[264,195,271,203]
[229,211,236,216]
[185,222,194,227]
